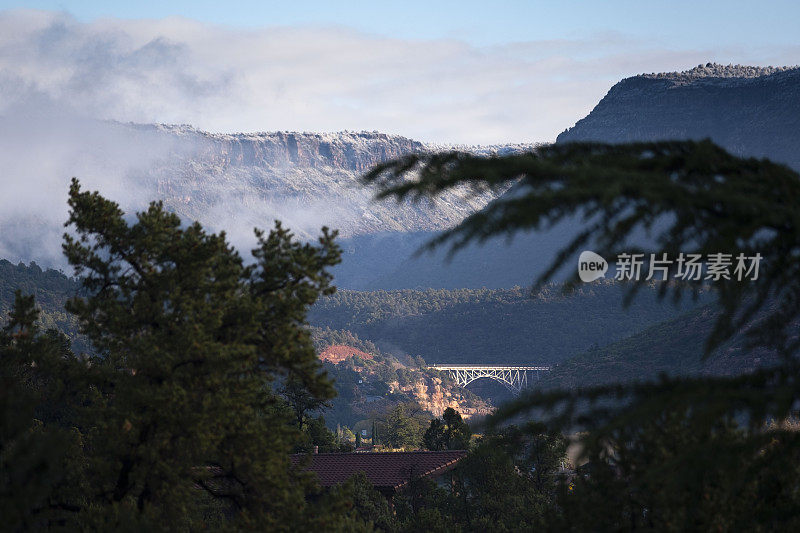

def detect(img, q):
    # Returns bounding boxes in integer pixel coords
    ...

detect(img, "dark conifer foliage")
[423,407,471,451]
[0,292,84,530]
[364,140,800,356]
[0,179,374,530]
[364,140,800,529]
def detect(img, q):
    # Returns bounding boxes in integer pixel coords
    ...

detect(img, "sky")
[0,1,797,143]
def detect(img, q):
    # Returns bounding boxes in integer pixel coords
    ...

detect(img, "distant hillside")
[311,328,491,428]
[8,64,800,291]
[557,63,800,170]
[0,259,85,347]
[341,63,800,290]
[318,344,374,364]
[331,225,580,290]
[0,118,536,268]
[543,304,785,390]
[144,125,508,239]
[2,259,777,418]
[308,283,713,366]
[0,261,490,427]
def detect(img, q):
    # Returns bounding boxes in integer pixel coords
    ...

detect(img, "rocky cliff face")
[0,117,531,268]
[136,124,520,241]
[157,126,427,174]
[557,63,800,170]
[321,344,492,428]
[391,373,491,419]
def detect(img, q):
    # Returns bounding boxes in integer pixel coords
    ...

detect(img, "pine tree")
[50,178,347,529]
[424,408,471,450]
[0,292,85,530]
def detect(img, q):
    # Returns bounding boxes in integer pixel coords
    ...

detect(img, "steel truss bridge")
[430,365,551,394]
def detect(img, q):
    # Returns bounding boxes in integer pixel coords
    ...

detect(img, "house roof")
[291,450,467,491]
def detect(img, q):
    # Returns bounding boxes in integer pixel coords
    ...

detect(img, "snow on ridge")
[125,121,543,154]
[639,62,799,81]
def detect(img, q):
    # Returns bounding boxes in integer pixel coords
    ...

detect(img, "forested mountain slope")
[543,304,786,390]
[0,260,490,425]
[0,259,81,342]
[3,260,707,371]
[311,327,491,428]
[309,283,713,365]
[2,259,779,415]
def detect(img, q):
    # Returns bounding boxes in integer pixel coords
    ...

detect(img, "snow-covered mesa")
[0,119,537,266]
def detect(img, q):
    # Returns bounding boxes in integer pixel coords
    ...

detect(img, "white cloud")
[2,9,796,144]
[0,109,194,266]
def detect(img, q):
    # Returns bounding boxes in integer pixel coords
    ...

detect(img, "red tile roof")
[292,450,467,491]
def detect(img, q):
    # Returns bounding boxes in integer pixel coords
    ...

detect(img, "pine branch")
[363,139,800,356]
